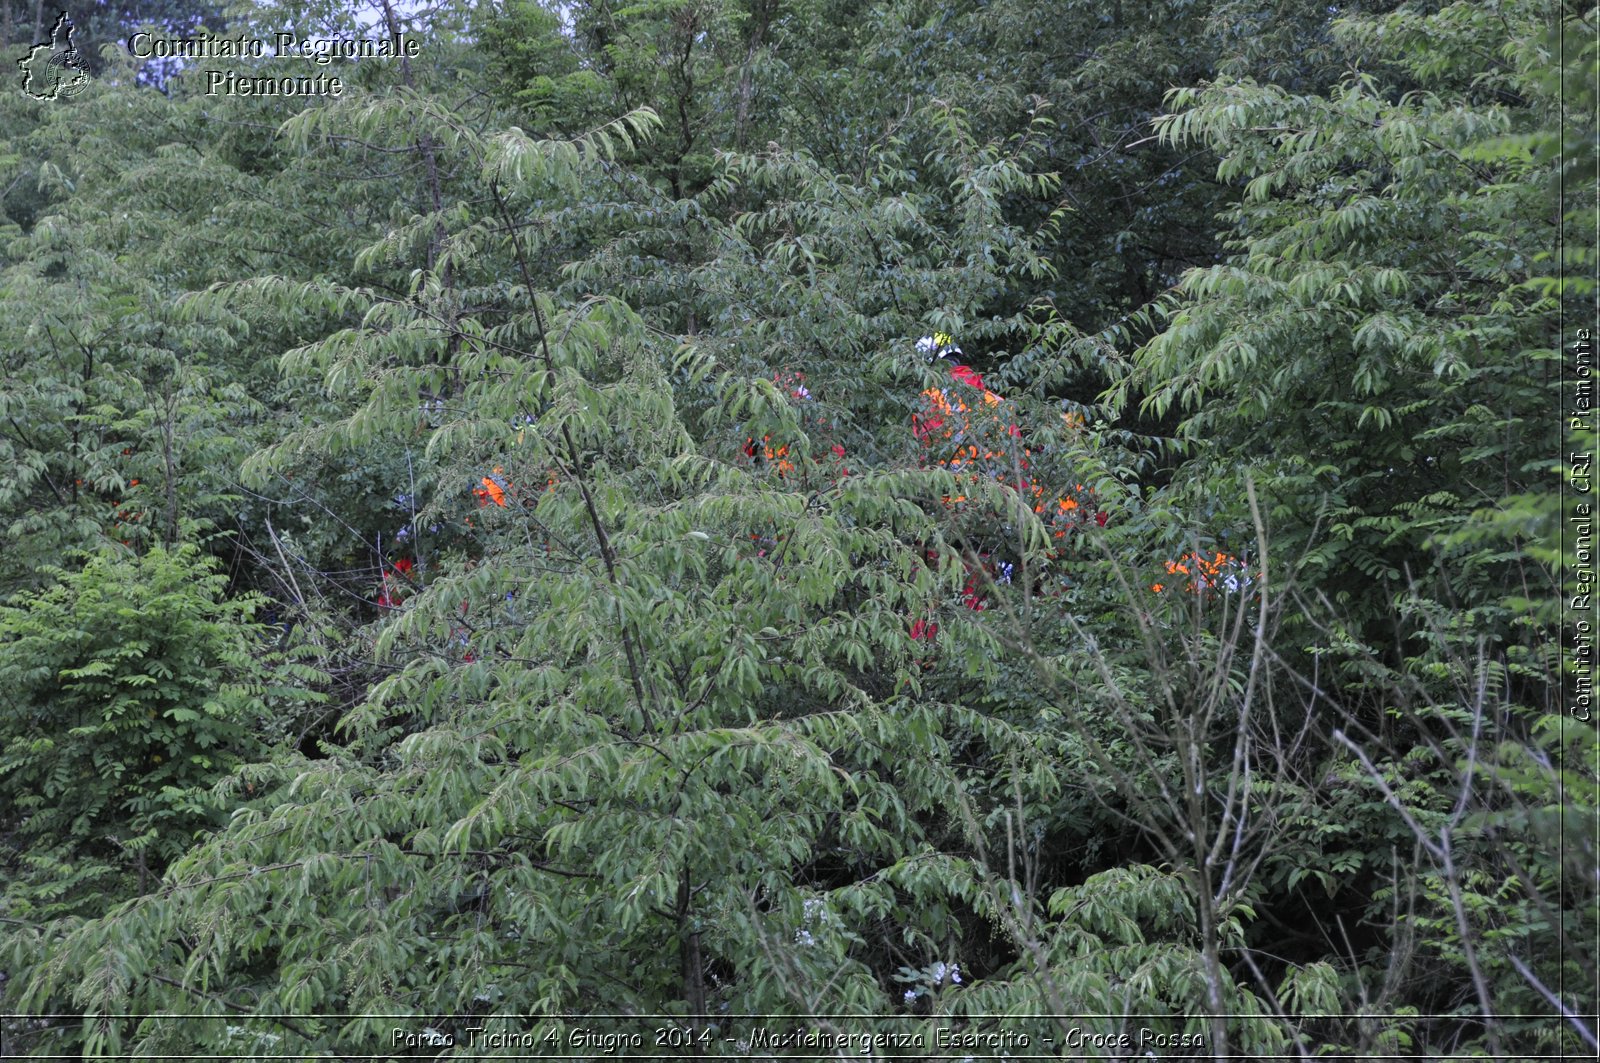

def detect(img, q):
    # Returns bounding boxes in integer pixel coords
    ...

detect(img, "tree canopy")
[0,0,1592,1058]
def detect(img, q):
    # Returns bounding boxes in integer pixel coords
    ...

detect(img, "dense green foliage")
[0,546,283,921]
[0,0,1591,1058]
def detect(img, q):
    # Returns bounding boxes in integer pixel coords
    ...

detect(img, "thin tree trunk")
[732,1,771,150]
[377,0,449,290]
[161,377,179,545]
[679,866,707,1024]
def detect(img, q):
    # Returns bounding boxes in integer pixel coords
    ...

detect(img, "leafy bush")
[0,544,271,920]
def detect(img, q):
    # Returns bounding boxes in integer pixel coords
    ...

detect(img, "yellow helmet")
[915,333,963,359]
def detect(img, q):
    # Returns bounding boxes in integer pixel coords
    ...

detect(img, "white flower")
[795,897,830,947]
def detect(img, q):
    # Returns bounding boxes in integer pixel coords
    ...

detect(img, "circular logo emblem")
[47,47,89,97]
[19,12,93,100]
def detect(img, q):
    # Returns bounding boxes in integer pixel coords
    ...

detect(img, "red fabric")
[948,364,985,390]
